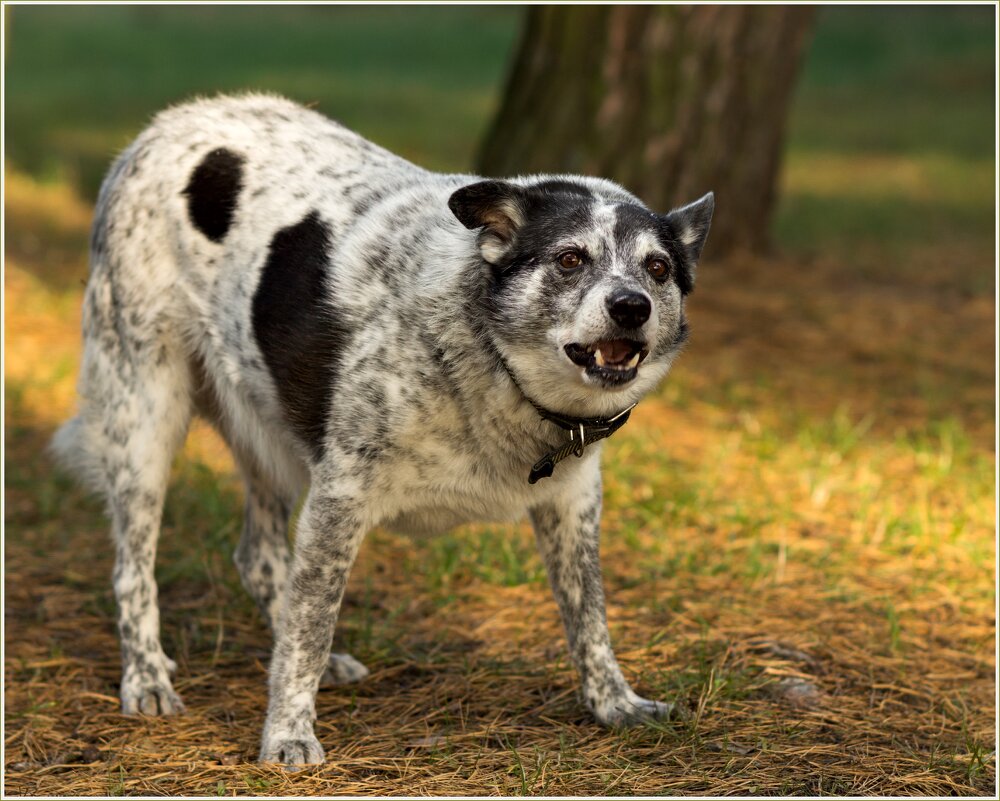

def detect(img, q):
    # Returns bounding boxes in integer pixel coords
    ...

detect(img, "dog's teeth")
[594,349,606,367]
[626,352,641,369]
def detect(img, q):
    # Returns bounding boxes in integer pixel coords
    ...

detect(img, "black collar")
[495,354,636,484]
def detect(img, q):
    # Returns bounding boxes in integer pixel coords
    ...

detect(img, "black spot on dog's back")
[183,148,244,242]
[252,211,349,461]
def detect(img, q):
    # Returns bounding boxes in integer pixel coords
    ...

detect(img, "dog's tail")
[49,415,105,495]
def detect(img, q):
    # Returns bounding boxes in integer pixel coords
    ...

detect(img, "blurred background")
[5,4,994,285]
[4,5,996,796]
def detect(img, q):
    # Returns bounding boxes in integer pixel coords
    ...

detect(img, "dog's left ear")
[448,180,527,264]
[663,192,714,263]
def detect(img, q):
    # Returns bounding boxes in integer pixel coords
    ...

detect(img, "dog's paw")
[259,734,325,768]
[615,696,683,725]
[591,690,684,727]
[120,653,184,716]
[121,679,185,716]
[321,652,369,686]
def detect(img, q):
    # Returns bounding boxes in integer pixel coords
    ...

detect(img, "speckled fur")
[51,94,713,766]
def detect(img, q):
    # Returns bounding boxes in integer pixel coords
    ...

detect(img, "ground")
[3,4,996,797]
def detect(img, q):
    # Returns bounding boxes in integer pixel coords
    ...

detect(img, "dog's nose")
[606,290,651,329]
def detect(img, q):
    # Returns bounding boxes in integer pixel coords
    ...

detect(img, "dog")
[52,94,713,765]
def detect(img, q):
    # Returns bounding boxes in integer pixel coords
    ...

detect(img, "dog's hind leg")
[232,458,294,632]
[53,273,193,716]
[232,456,369,686]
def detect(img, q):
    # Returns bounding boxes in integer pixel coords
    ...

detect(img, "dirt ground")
[3,171,995,796]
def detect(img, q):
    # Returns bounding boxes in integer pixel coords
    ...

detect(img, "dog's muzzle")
[564,339,649,385]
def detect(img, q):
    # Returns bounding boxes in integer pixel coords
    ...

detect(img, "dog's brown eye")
[647,258,670,280]
[558,251,583,270]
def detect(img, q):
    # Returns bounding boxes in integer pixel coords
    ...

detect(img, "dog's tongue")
[595,339,633,364]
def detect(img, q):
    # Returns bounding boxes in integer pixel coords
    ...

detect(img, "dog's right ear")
[448,180,526,264]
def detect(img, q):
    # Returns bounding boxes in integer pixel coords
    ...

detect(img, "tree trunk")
[477,5,816,256]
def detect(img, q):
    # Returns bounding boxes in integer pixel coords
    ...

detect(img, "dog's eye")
[558,250,584,270]
[647,258,670,280]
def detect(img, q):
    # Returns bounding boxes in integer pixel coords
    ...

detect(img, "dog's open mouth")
[564,339,649,385]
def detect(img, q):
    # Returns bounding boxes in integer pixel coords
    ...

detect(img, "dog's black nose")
[606,290,651,329]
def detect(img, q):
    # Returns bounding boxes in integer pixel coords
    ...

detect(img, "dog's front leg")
[259,486,367,766]
[531,467,678,726]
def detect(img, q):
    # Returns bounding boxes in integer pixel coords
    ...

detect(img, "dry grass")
[3,170,995,796]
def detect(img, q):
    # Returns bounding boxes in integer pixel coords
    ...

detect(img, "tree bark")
[477,5,816,256]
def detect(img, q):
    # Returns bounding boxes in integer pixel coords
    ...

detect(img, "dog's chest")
[376,472,537,536]
[371,406,592,535]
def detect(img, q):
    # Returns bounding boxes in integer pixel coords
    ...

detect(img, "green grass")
[5,4,520,195]
[422,527,546,601]
[6,5,994,292]
[790,7,994,159]
[776,6,995,287]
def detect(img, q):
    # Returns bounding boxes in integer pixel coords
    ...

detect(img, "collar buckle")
[570,422,587,457]
[527,402,637,484]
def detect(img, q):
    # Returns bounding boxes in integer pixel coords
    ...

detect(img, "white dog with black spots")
[53,94,714,766]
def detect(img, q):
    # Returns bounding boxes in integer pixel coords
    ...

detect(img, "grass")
[4,4,519,194]
[776,6,995,293]
[4,4,996,797]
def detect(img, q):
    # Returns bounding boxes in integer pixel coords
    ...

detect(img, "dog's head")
[449,177,713,417]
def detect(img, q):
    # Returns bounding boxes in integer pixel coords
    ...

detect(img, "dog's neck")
[490,347,636,483]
